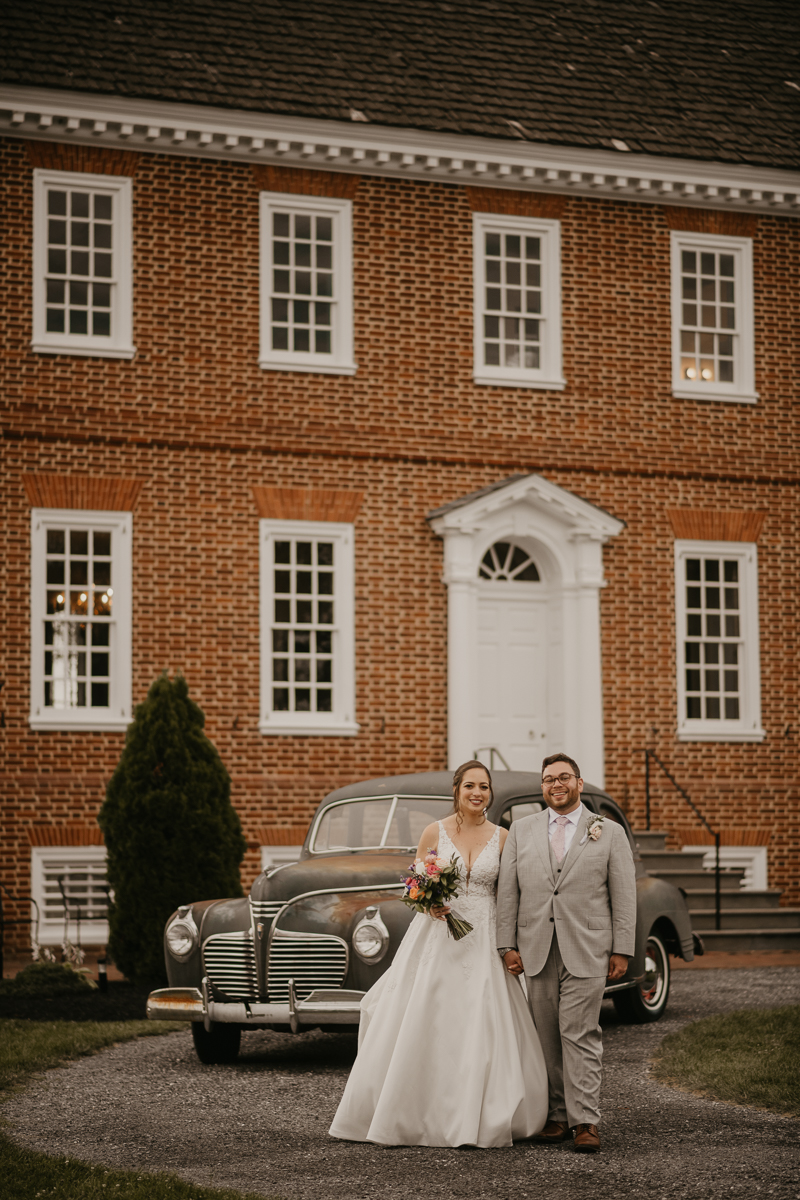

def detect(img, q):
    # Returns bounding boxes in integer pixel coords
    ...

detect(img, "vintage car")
[147,771,701,1062]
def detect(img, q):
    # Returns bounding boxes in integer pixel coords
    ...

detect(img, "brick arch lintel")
[22,473,146,511]
[253,825,309,846]
[252,486,364,523]
[666,508,766,541]
[660,206,758,237]
[465,186,566,219]
[252,164,361,199]
[26,140,141,176]
[27,825,104,847]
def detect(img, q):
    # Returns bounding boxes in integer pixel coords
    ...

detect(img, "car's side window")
[500,799,545,828]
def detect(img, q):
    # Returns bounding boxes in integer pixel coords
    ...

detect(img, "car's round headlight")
[352,911,390,962]
[166,912,198,960]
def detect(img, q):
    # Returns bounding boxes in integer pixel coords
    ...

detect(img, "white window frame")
[472,212,564,390]
[259,519,358,736]
[30,508,133,732]
[31,845,110,946]
[674,539,764,742]
[670,231,756,404]
[259,191,356,375]
[32,169,135,359]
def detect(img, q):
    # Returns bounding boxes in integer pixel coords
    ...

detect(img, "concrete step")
[649,867,746,891]
[685,889,783,911]
[639,850,709,872]
[690,908,800,931]
[633,831,668,853]
[694,929,800,952]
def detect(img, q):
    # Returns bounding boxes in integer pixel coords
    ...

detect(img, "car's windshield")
[310,795,453,854]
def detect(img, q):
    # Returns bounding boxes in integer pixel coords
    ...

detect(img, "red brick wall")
[2,136,798,947]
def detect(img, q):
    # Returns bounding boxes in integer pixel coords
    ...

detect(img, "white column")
[440,531,477,769]
[564,534,607,786]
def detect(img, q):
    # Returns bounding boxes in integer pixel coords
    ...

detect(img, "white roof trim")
[2,86,799,217]
[428,474,625,541]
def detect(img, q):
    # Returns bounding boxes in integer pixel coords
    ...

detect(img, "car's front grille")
[267,933,348,1003]
[203,931,258,1001]
[250,899,283,924]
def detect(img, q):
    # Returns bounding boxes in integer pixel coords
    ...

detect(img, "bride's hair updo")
[452,760,493,835]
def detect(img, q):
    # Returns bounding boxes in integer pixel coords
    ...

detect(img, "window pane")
[48,190,67,215]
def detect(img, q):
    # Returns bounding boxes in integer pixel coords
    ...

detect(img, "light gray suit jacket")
[496,805,637,978]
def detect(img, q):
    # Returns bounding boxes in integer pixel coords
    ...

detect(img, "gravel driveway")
[7,968,800,1200]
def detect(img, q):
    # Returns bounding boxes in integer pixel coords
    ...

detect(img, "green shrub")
[98,672,246,988]
[0,962,96,996]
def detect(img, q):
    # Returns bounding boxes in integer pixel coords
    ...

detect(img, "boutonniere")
[580,814,605,845]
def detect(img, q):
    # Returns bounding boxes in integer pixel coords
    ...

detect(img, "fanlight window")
[479,542,540,582]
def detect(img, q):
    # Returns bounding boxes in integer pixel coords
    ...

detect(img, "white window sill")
[30,715,131,733]
[672,388,759,405]
[676,726,766,743]
[258,717,360,737]
[31,342,137,360]
[259,360,357,376]
[473,373,567,391]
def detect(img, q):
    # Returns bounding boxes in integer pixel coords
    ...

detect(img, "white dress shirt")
[548,802,585,857]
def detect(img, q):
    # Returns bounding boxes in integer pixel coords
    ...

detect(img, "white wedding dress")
[329,821,549,1146]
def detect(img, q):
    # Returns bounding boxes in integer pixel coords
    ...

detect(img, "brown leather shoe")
[573,1123,600,1153]
[532,1120,572,1143]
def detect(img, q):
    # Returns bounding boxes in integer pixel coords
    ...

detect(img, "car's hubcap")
[639,937,667,1009]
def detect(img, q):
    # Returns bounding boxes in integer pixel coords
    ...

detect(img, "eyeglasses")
[541,773,578,787]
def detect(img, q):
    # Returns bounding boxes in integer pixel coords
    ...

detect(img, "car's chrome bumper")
[147,983,365,1032]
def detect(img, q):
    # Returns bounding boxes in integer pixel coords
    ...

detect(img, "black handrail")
[58,876,82,951]
[0,883,41,977]
[472,746,512,771]
[643,748,722,932]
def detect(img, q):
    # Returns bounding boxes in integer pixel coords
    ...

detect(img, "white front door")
[475,585,548,771]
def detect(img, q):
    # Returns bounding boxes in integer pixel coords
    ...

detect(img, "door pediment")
[429,474,624,561]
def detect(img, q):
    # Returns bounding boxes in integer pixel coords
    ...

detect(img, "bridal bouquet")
[401,850,473,940]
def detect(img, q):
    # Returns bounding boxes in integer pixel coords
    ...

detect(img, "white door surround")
[428,474,624,786]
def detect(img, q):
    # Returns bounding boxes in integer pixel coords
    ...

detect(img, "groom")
[496,753,636,1153]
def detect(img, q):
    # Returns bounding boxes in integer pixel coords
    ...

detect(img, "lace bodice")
[437,820,500,907]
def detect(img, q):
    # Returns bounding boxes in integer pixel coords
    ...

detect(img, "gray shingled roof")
[3,1,799,170]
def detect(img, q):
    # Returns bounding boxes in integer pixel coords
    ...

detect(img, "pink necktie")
[551,815,570,863]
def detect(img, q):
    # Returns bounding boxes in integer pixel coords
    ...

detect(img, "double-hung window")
[259,192,355,374]
[674,540,763,742]
[472,213,564,390]
[30,509,133,731]
[670,231,756,403]
[259,520,357,735]
[32,169,135,359]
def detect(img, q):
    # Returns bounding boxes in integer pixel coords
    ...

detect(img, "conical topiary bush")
[98,672,246,987]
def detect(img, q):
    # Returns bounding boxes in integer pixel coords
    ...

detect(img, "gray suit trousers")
[528,933,607,1127]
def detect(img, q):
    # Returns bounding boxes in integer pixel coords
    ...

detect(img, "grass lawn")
[652,1004,800,1117]
[0,1019,279,1200]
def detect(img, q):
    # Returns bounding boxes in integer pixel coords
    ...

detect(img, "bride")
[329,760,548,1147]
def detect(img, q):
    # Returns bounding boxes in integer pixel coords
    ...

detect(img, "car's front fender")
[629,875,695,977]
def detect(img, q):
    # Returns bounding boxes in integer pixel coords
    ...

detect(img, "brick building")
[1,1,799,953]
